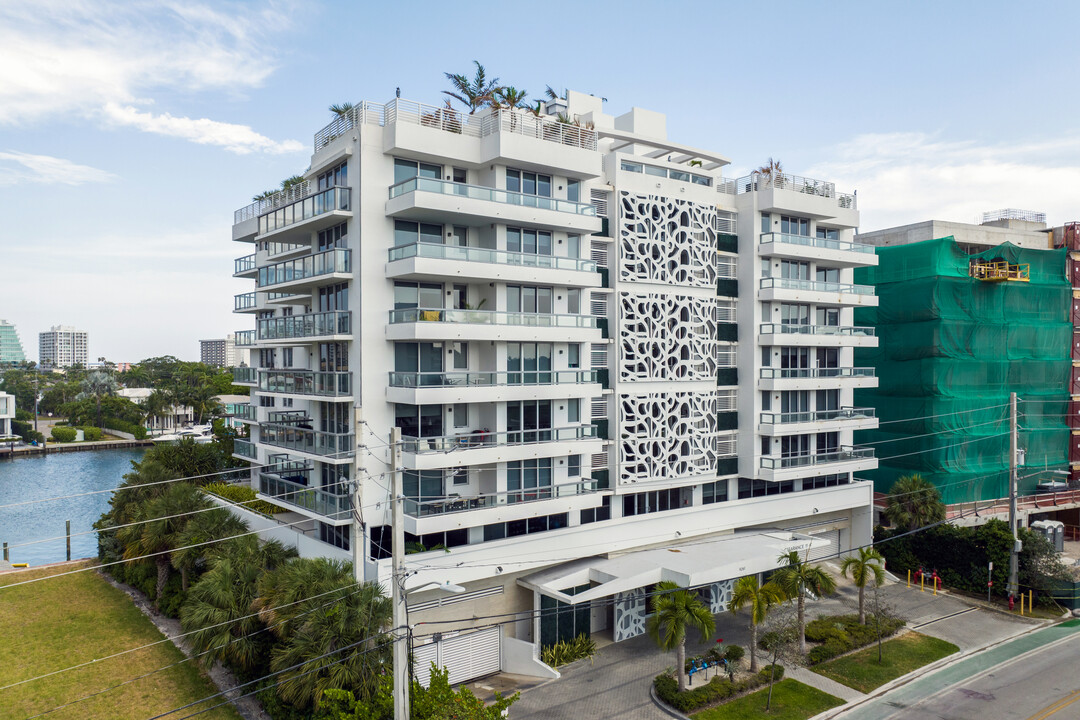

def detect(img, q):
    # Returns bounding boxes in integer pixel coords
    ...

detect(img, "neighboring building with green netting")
[853,235,1071,503]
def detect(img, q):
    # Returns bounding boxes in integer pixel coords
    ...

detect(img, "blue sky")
[2,0,1078,361]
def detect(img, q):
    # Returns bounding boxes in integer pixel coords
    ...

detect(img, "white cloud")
[0,151,116,186]
[103,104,304,155]
[0,0,302,154]
[806,132,1080,231]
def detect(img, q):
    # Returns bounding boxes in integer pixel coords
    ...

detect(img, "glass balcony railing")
[259,423,354,458]
[387,242,598,273]
[258,186,350,236]
[760,407,876,425]
[234,330,256,347]
[234,292,257,311]
[232,367,258,384]
[258,369,352,397]
[402,424,597,453]
[760,447,874,469]
[388,369,598,388]
[388,307,598,329]
[759,367,876,380]
[389,177,597,217]
[257,311,351,341]
[759,277,875,296]
[403,479,600,517]
[759,324,876,337]
[759,232,874,254]
[228,404,258,421]
[259,473,350,519]
[234,254,256,275]
[234,438,257,459]
[257,249,351,288]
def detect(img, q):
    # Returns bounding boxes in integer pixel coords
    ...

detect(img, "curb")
[649,684,691,720]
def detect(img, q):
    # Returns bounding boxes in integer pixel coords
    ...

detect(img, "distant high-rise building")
[39,325,88,368]
[0,320,26,365]
[200,334,237,367]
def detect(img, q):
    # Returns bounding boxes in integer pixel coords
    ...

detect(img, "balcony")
[229,404,258,423]
[234,254,257,277]
[234,438,257,460]
[257,249,351,292]
[759,447,876,482]
[758,324,877,348]
[258,472,350,523]
[758,367,878,391]
[257,311,351,343]
[257,186,351,240]
[258,422,354,463]
[404,480,599,517]
[234,292,258,313]
[232,367,257,385]
[386,369,602,404]
[758,277,877,307]
[386,242,601,287]
[258,369,353,399]
[386,177,601,234]
[234,330,256,347]
[387,307,601,343]
[758,232,878,267]
[403,425,602,470]
[759,407,879,436]
[735,174,857,222]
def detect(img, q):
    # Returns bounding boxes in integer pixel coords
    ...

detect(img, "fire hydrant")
[1009,594,1015,612]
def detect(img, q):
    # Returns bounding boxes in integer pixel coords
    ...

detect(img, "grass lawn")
[0,562,241,720]
[815,631,959,693]
[691,679,844,720]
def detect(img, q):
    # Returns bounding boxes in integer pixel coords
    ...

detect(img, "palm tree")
[756,157,783,185]
[840,547,887,625]
[77,370,119,428]
[495,86,528,109]
[645,581,716,692]
[328,102,355,118]
[143,389,172,431]
[728,576,786,672]
[280,175,305,192]
[443,61,500,114]
[773,550,837,655]
[883,473,945,531]
[254,557,359,638]
[544,85,567,102]
[171,507,249,591]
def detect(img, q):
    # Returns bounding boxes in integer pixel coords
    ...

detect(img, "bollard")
[907,569,911,588]
[66,520,71,562]
[921,574,925,592]
[1029,590,1033,614]
[1020,594,1025,616]
[933,577,938,596]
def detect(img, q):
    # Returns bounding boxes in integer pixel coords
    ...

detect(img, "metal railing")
[259,423,354,458]
[389,307,599,329]
[259,473,350,519]
[402,424,597,453]
[759,232,874,254]
[760,407,877,425]
[257,249,351,288]
[735,173,856,209]
[230,404,258,422]
[234,330,256,347]
[234,292,257,311]
[759,277,875,296]
[388,242,597,273]
[759,367,876,379]
[717,260,737,279]
[267,241,309,258]
[234,180,313,224]
[257,311,351,341]
[234,438,257,459]
[234,254,256,275]
[761,447,874,469]
[232,367,258,384]
[403,479,599,517]
[716,302,737,322]
[759,324,876,337]
[717,350,737,368]
[258,369,353,397]
[389,176,597,216]
[258,186,350,236]
[388,369,598,388]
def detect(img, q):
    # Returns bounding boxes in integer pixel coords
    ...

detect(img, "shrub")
[104,417,148,439]
[654,662,787,713]
[203,481,285,515]
[804,613,906,665]
[724,644,745,664]
[541,633,596,668]
[80,426,103,441]
[758,630,780,651]
[51,426,77,443]
[10,420,43,444]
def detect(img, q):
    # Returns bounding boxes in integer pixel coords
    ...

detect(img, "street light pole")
[1008,392,1020,600]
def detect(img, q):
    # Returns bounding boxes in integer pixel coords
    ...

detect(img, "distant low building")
[0,320,26,365]
[118,387,194,431]
[0,391,15,439]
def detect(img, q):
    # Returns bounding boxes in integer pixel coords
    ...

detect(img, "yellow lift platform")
[969,260,1030,282]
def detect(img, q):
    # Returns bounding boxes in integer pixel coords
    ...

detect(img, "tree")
[758,605,801,711]
[728,576,785,672]
[645,581,716,692]
[76,370,119,427]
[316,666,518,719]
[883,473,945,531]
[755,157,783,185]
[493,86,528,109]
[170,507,249,590]
[329,102,355,118]
[443,61,499,114]
[773,550,837,655]
[840,546,887,625]
[143,389,173,430]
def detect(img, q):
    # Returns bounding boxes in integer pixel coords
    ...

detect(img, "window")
[507,285,553,314]
[394,220,442,247]
[452,342,468,370]
[780,303,810,325]
[259,348,275,368]
[394,158,441,184]
[506,343,552,384]
[739,478,795,499]
[507,400,552,442]
[450,225,467,247]
[393,281,442,310]
[506,169,551,197]
[816,226,839,240]
[317,162,347,190]
[452,167,467,184]
[319,522,349,550]
[405,529,468,550]
[506,227,552,255]
[622,488,689,517]
[450,467,469,485]
[780,347,809,369]
[761,437,771,456]
[259,395,276,408]
[507,458,553,503]
[318,342,348,371]
[567,234,580,259]
[320,463,349,493]
[620,160,643,173]
[568,454,581,477]
[453,403,468,428]
[484,512,567,541]
[761,391,771,411]
[780,260,810,280]
[567,344,580,369]
[580,496,611,524]
[452,284,467,310]
[803,474,849,491]
[317,222,347,251]
[817,348,839,368]
[761,213,771,233]
[781,435,810,458]
[780,215,810,236]
[816,267,840,283]
[567,180,580,202]
[816,431,839,454]
[404,470,443,500]
[645,164,667,177]
[395,404,443,438]
[318,283,349,312]
[780,391,809,413]
[567,289,581,314]
[281,348,293,367]
[567,398,580,423]
[702,480,728,505]
[394,343,443,382]
[816,307,840,326]
[761,258,772,278]
[817,389,840,412]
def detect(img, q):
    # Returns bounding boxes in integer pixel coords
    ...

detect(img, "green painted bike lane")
[837,620,1080,719]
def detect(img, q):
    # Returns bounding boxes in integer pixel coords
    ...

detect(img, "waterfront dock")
[0,440,153,458]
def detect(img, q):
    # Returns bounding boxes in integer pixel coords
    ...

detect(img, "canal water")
[0,448,146,566]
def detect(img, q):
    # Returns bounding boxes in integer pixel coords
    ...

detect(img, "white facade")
[0,391,14,439]
[228,92,876,673]
[38,325,88,368]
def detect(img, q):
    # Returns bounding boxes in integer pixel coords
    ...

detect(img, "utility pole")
[1008,392,1020,600]
[351,408,365,584]
[390,426,409,720]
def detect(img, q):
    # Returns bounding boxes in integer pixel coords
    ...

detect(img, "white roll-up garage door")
[808,529,841,561]
[412,626,502,687]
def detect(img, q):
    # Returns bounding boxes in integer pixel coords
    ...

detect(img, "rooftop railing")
[402,424,597,453]
[389,176,597,216]
[759,367,876,380]
[759,277,875,296]
[388,242,598,273]
[257,249,351,288]
[403,479,599,517]
[735,173,856,210]
[235,181,312,224]
[388,369,598,388]
[759,324,876,337]
[759,232,874,254]
[258,186,350,236]
[388,307,599,329]
[760,447,874,469]
[257,311,351,341]
[760,407,876,425]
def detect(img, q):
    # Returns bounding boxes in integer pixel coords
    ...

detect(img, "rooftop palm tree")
[443,61,500,114]
[494,86,529,109]
[645,581,716,692]
[728,576,786,672]
[755,157,783,186]
[773,550,837,655]
[76,370,119,428]
[883,473,945,531]
[840,546,886,625]
[328,102,355,118]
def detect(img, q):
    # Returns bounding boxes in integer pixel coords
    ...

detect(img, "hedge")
[103,417,148,440]
[11,420,43,444]
[51,426,78,443]
[203,482,285,516]
[804,614,906,665]
[654,665,784,713]
[79,426,103,441]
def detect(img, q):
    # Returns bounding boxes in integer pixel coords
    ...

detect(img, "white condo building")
[228,91,878,683]
[38,325,88,368]
[0,391,15,439]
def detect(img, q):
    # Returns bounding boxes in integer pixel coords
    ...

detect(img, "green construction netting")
[854,237,1071,504]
